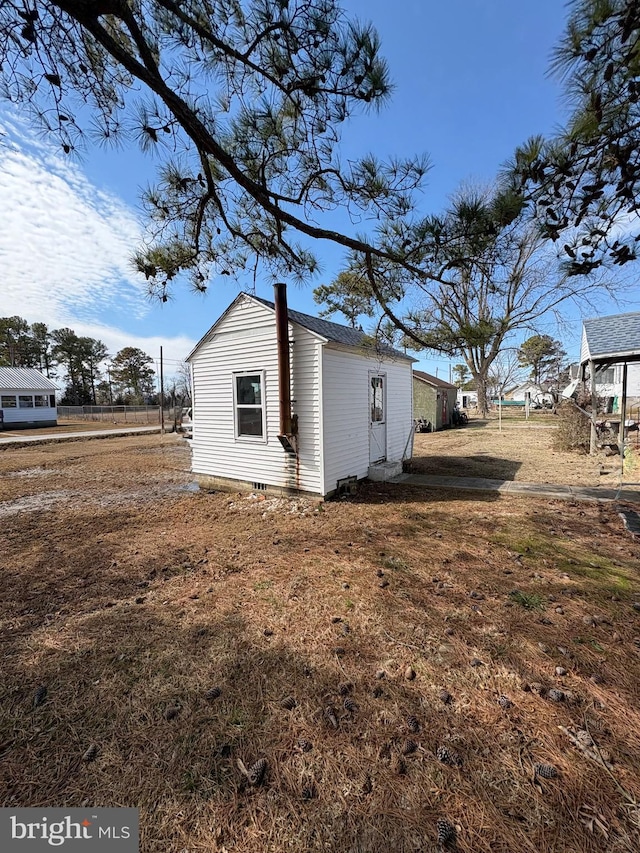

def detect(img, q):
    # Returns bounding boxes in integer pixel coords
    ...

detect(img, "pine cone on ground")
[324,705,338,728]
[547,688,565,703]
[534,762,558,779]
[436,745,462,767]
[297,737,313,752]
[338,681,353,695]
[438,689,452,705]
[437,818,456,846]
[406,715,420,733]
[82,744,98,763]
[33,685,47,708]
[402,739,418,755]
[280,696,297,710]
[205,687,221,701]
[343,697,358,713]
[497,695,513,709]
[247,758,267,786]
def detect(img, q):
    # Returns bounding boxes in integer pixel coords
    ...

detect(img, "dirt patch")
[411,417,632,487]
[0,434,639,853]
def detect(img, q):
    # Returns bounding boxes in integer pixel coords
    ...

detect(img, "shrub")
[554,399,591,453]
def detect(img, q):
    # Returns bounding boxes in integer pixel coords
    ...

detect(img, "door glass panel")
[371,376,384,423]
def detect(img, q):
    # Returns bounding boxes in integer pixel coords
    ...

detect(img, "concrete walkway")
[0,425,163,446]
[394,472,640,504]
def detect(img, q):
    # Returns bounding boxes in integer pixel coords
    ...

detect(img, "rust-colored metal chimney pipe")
[274,282,296,452]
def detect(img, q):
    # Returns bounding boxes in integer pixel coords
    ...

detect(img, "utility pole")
[160,346,165,435]
[107,366,113,405]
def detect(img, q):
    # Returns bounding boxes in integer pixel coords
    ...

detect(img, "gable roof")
[413,369,457,389]
[187,292,415,362]
[0,367,58,391]
[581,311,640,365]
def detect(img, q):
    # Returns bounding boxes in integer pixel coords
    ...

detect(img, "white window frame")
[1,395,17,408]
[18,394,34,408]
[233,370,267,442]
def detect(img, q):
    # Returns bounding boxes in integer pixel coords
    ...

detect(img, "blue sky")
[1,0,635,381]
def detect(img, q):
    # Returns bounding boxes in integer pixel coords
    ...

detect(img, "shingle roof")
[413,369,457,389]
[582,311,640,362]
[250,295,414,361]
[0,367,58,391]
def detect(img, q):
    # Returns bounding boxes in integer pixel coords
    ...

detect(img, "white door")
[369,373,387,463]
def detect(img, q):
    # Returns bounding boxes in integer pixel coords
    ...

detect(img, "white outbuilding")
[186,286,415,497]
[0,367,58,429]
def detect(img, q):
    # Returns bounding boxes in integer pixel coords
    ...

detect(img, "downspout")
[274,282,298,455]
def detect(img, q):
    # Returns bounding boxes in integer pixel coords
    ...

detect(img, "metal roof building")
[0,368,58,429]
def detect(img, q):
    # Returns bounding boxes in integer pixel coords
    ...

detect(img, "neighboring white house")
[0,367,58,428]
[561,312,640,410]
[562,361,640,405]
[186,288,416,498]
[457,388,478,409]
[508,381,554,407]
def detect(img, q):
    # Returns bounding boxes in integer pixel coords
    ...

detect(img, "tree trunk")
[476,381,489,417]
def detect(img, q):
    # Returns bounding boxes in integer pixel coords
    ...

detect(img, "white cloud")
[0,113,195,371]
[69,319,195,377]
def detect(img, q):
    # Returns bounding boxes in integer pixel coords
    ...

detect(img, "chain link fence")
[57,405,163,424]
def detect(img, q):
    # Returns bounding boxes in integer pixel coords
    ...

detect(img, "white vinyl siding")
[190,297,322,494]
[0,388,57,424]
[321,347,413,492]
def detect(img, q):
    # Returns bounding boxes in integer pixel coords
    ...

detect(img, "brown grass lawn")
[411,415,638,487]
[0,434,639,852]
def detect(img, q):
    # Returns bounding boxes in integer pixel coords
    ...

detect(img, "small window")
[234,372,265,439]
[34,395,49,407]
[371,376,385,423]
[597,368,615,384]
[18,395,34,408]
[49,394,56,408]
[1,395,17,408]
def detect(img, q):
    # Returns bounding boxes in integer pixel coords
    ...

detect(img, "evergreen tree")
[110,347,155,403]
[518,335,566,386]
[313,271,375,328]
[30,322,55,377]
[0,316,32,366]
[452,364,470,388]
[507,1,640,275]
[0,1,428,297]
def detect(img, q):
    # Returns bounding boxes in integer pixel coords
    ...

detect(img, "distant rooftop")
[582,311,640,364]
[0,367,58,391]
[413,369,457,389]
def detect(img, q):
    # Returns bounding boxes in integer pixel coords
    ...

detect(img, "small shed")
[0,368,58,429]
[579,311,640,453]
[413,371,458,430]
[186,286,416,497]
